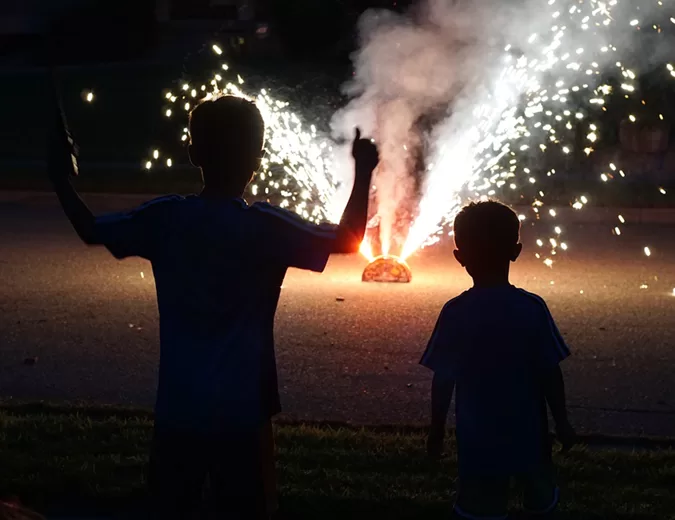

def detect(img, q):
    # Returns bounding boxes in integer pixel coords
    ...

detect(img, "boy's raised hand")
[352,128,379,177]
[48,76,79,184]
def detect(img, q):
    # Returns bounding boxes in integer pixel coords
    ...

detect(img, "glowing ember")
[362,256,412,283]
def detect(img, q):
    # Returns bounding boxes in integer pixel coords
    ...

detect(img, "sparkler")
[147,57,343,225]
[132,0,672,283]
[395,0,675,266]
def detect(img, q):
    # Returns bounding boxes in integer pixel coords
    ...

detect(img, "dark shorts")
[453,465,559,519]
[148,426,272,520]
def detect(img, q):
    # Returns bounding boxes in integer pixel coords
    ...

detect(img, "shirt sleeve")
[93,196,180,260]
[419,302,458,377]
[534,298,571,368]
[249,202,337,272]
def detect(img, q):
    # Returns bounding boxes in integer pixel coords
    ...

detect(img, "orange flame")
[359,239,375,262]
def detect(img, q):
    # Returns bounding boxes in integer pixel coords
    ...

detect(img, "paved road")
[1,194,674,436]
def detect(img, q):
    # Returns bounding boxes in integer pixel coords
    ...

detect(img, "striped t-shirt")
[421,285,570,477]
[94,195,337,433]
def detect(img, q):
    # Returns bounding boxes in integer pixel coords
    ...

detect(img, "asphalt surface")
[1,193,674,436]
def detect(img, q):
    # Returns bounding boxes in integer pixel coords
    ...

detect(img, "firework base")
[362,256,412,283]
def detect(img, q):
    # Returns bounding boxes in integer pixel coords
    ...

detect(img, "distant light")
[212,44,223,55]
[544,258,554,267]
[145,161,152,170]
[85,91,94,102]
[166,158,172,167]
[153,149,159,159]
[165,109,172,117]
[630,19,639,26]
[644,246,652,257]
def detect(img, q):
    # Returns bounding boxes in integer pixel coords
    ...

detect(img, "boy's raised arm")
[48,80,98,245]
[331,129,379,254]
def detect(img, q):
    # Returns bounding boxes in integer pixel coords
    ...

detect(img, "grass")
[1,404,675,518]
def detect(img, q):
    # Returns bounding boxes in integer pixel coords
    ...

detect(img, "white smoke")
[332,0,544,257]
[332,0,672,259]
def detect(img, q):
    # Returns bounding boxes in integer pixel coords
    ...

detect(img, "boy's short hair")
[453,200,520,257]
[189,95,265,161]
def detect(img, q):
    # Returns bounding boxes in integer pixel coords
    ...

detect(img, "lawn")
[1,403,675,519]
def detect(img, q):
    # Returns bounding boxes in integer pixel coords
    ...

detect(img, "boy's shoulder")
[509,287,552,312]
[440,291,471,312]
[246,201,337,233]
[143,193,187,206]
[439,286,552,317]
[132,193,188,216]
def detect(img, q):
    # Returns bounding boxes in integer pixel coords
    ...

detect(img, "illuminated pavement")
[1,193,674,436]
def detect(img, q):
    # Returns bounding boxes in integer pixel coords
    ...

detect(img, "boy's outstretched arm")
[542,365,575,452]
[48,83,98,245]
[332,129,379,254]
[428,373,454,459]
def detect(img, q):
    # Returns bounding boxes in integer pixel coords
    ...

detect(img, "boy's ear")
[453,249,465,266]
[511,243,523,262]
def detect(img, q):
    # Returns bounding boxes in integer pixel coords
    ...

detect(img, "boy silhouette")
[420,201,575,519]
[48,93,379,519]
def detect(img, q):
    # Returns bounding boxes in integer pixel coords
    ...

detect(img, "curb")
[2,190,675,225]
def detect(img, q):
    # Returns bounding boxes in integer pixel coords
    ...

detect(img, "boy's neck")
[199,185,244,199]
[470,267,512,288]
[199,167,248,199]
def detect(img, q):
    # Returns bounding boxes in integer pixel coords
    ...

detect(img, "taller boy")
[49,94,379,518]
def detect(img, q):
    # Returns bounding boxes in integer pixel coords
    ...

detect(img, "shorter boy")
[421,201,575,519]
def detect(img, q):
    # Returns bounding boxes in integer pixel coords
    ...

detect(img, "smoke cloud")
[332,0,672,259]
[332,0,544,256]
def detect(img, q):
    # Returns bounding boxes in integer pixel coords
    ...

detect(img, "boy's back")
[422,285,569,476]
[97,194,337,433]
[49,92,379,518]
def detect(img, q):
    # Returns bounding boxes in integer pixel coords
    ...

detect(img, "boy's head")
[452,200,522,278]
[188,95,265,192]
